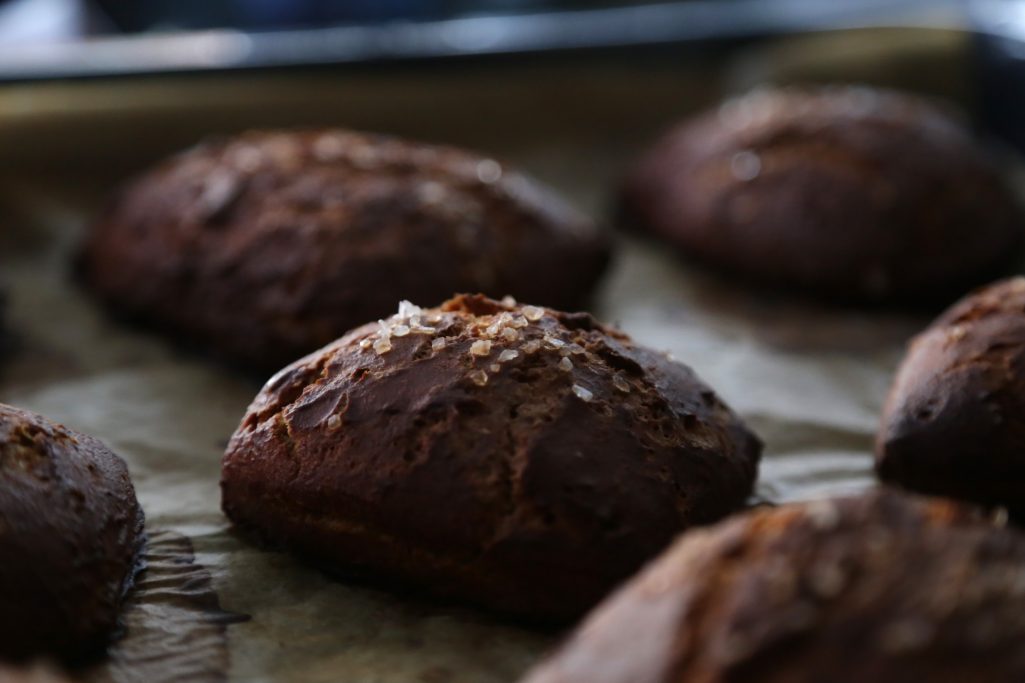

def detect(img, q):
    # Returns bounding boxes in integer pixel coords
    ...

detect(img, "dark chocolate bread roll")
[221,294,760,621]
[622,86,1023,303]
[81,130,610,370]
[877,277,1025,514]
[522,489,1025,683]
[0,403,145,663]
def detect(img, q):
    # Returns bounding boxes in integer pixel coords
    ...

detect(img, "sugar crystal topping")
[559,357,573,372]
[469,369,489,386]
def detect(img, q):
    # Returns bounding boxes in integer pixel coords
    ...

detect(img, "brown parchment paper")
[0,27,962,683]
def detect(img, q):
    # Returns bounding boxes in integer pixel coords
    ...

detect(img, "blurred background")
[0,0,969,78]
[3,0,1025,191]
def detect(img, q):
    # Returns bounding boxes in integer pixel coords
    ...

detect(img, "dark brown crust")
[522,489,1025,683]
[621,86,1024,304]
[220,294,761,621]
[876,277,1025,513]
[0,403,145,663]
[81,129,610,370]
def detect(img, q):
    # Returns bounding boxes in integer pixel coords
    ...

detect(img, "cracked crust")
[522,489,1025,683]
[621,86,1024,303]
[220,294,761,621]
[0,403,145,663]
[81,129,610,370]
[876,277,1025,514]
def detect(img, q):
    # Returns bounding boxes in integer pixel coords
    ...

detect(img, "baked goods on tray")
[0,403,145,663]
[81,129,610,370]
[621,86,1024,303]
[877,277,1025,515]
[221,294,761,621]
[522,488,1025,683]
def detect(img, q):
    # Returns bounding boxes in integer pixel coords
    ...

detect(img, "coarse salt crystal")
[498,349,519,363]
[359,338,373,349]
[805,500,840,530]
[522,305,545,321]
[612,374,631,393]
[572,384,593,402]
[391,324,410,337]
[313,134,346,161]
[501,295,517,306]
[559,357,573,372]
[232,145,263,172]
[469,369,488,386]
[510,315,529,329]
[431,337,446,351]
[470,339,492,356]
[489,364,501,373]
[477,159,503,184]
[373,337,392,354]
[544,335,565,349]
[521,340,541,354]
[501,328,519,342]
[350,145,378,168]
[397,300,422,318]
[419,181,446,204]
[326,414,342,430]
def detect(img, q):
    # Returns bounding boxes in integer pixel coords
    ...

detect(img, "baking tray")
[0,27,973,682]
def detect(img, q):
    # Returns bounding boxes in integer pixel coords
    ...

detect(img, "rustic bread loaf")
[82,130,610,370]
[622,86,1023,303]
[522,489,1025,683]
[0,403,145,663]
[221,294,760,621]
[877,277,1025,515]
